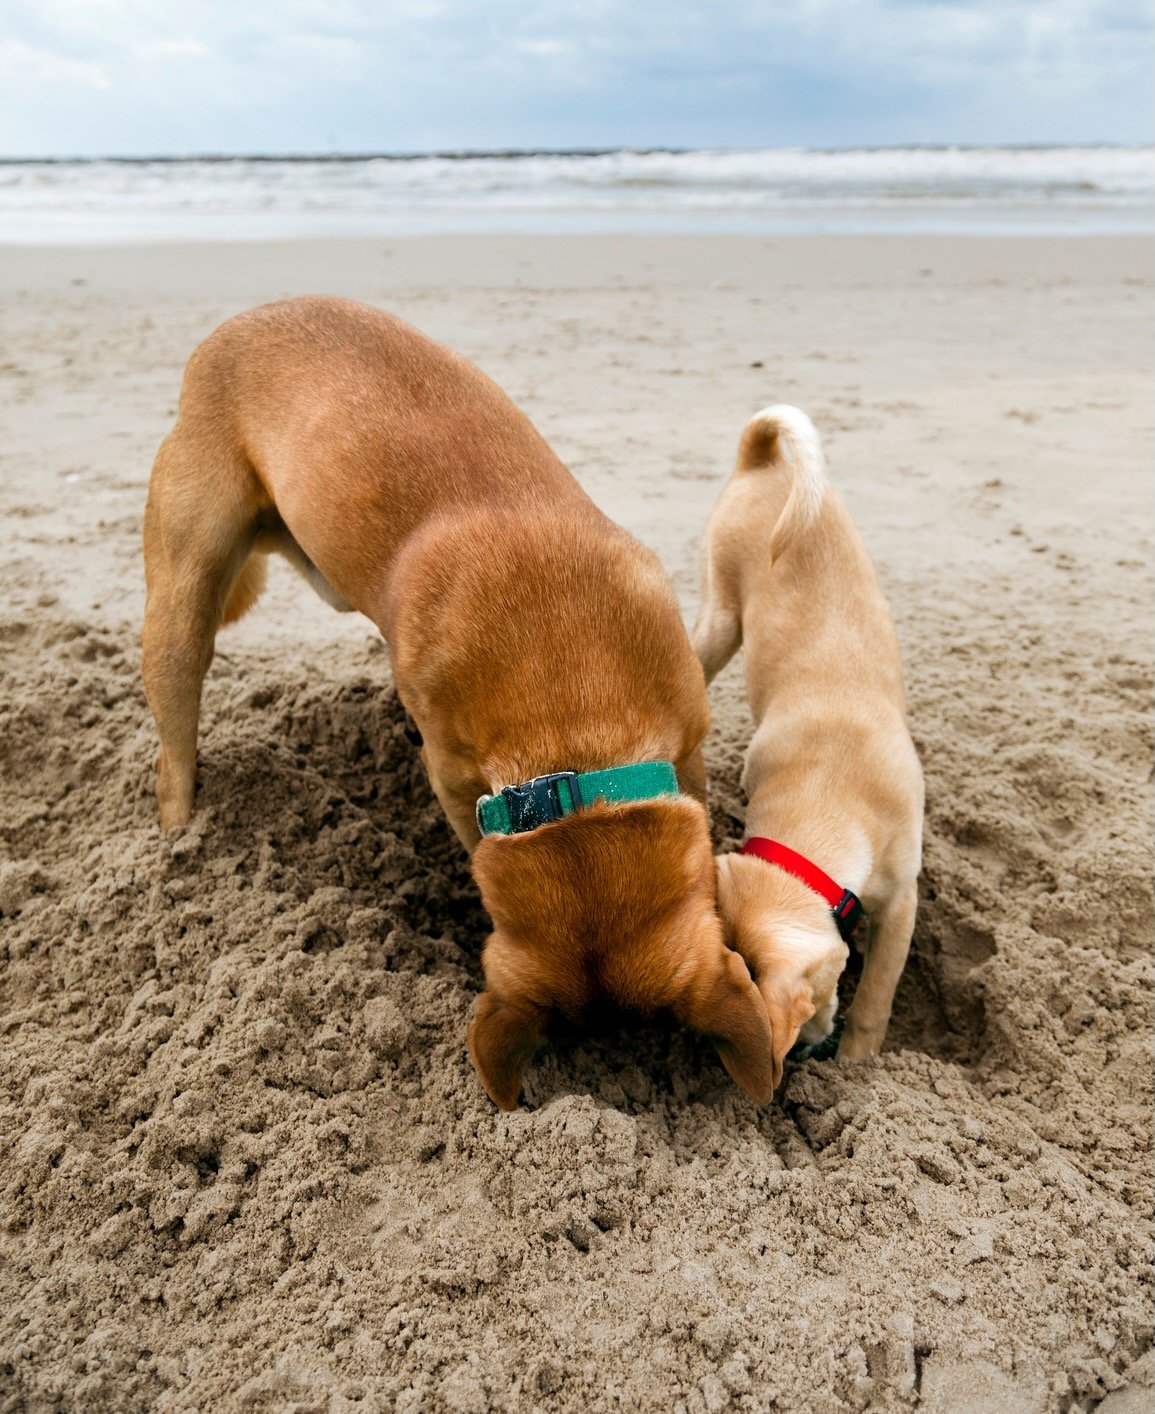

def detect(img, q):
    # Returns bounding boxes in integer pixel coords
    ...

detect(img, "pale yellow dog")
[692,406,924,1072]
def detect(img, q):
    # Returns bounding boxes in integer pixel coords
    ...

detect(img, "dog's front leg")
[676,746,708,805]
[438,784,486,854]
[420,743,487,854]
[839,879,918,1060]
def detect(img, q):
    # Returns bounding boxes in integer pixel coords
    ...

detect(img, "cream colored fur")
[693,406,924,1068]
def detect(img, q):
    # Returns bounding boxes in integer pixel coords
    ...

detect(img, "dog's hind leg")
[837,879,917,1060]
[141,430,264,829]
[691,549,742,684]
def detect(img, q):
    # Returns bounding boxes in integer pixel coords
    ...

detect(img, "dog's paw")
[788,1014,844,1064]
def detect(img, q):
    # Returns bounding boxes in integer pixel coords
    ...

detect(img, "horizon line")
[1,140,1149,166]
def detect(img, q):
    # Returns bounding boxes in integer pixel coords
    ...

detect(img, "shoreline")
[2,231,1148,296]
[4,230,1150,244]
[4,219,1152,245]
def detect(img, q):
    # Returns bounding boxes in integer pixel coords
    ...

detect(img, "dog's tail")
[220,553,268,627]
[735,405,827,557]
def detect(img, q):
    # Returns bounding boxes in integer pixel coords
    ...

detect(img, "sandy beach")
[1,234,1151,1410]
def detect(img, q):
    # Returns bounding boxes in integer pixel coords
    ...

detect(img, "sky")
[0,0,1150,158]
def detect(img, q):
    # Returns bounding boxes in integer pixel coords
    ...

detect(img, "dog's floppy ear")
[761,977,817,1080]
[678,947,779,1104]
[467,991,547,1110]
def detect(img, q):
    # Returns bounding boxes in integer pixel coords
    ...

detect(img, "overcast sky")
[1,1,1150,158]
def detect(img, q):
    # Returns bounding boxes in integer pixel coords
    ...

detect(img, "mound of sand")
[1,566,1150,1410]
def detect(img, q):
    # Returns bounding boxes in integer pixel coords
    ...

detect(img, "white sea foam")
[0,146,1149,243]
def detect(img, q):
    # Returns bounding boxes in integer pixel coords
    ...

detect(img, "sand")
[0,234,1151,1412]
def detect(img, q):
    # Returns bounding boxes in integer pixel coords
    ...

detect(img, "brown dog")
[141,297,776,1108]
[692,405,923,1072]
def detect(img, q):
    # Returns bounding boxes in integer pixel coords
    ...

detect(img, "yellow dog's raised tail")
[735,404,827,557]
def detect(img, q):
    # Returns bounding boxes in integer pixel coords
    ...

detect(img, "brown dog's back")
[175,297,588,618]
[144,297,778,1107]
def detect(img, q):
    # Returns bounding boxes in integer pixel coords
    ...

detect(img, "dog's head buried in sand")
[469,785,775,1110]
[140,296,775,1111]
[714,845,852,1067]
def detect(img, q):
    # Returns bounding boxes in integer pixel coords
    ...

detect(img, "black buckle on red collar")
[741,837,865,942]
[833,889,863,941]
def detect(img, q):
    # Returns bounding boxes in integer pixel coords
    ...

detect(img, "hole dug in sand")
[882,904,997,1067]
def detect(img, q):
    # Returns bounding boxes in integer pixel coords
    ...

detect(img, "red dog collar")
[740,837,863,940]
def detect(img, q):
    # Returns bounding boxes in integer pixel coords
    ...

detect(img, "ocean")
[0,146,1149,243]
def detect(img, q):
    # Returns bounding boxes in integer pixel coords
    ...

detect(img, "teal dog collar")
[476,762,680,837]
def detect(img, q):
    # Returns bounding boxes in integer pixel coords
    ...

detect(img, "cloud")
[0,0,1149,156]
[0,36,109,91]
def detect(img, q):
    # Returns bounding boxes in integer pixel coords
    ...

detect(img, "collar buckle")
[740,836,863,940]
[477,761,679,837]
[500,771,582,833]
[833,888,863,941]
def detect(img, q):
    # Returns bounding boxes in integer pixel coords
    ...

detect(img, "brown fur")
[469,798,778,1106]
[693,406,924,1066]
[141,297,774,1106]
